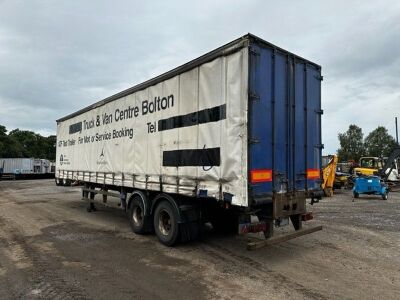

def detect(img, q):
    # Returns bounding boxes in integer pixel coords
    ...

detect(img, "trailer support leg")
[87,184,97,212]
[120,189,127,210]
[103,188,108,203]
[82,183,89,199]
[290,214,302,230]
[263,220,274,239]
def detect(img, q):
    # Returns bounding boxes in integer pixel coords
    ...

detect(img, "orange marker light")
[251,169,272,183]
[307,168,320,179]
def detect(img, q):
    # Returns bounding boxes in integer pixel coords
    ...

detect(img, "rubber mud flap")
[180,222,200,242]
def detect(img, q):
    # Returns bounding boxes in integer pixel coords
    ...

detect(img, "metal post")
[396,117,399,145]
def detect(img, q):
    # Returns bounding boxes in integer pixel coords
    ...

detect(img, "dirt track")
[0,180,399,299]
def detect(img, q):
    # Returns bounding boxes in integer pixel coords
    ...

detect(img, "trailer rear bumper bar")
[246,225,322,250]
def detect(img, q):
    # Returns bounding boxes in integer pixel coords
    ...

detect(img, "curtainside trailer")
[56,34,323,246]
[0,158,54,180]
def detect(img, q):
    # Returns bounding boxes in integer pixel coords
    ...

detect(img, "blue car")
[353,175,388,200]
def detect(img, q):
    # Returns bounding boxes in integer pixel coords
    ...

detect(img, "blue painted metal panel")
[353,176,387,197]
[274,53,288,192]
[287,56,294,191]
[248,41,322,198]
[294,62,306,191]
[248,45,273,195]
[306,65,322,190]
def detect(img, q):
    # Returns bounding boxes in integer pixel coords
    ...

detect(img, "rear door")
[248,41,322,200]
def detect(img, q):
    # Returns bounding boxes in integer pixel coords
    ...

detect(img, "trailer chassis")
[77,181,321,248]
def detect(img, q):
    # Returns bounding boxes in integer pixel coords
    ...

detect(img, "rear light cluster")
[307,169,320,179]
[250,169,272,183]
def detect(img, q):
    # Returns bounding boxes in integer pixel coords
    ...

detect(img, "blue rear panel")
[248,41,322,199]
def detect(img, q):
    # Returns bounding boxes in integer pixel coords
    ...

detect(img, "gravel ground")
[0,179,399,299]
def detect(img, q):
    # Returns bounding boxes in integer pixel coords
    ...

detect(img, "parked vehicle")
[0,160,3,180]
[353,147,400,199]
[353,175,388,200]
[332,162,351,190]
[56,34,323,246]
[0,158,55,180]
[322,155,338,196]
[354,156,399,182]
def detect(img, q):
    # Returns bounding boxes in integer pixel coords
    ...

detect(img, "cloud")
[319,3,400,153]
[0,0,399,155]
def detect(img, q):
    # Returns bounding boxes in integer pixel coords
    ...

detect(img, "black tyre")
[55,178,63,186]
[63,179,71,186]
[382,192,388,200]
[128,195,152,234]
[154,200,179,246]
[353,192,359,198]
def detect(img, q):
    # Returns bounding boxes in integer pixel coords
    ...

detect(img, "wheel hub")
[158,209,171,236]
[133,206,143,225]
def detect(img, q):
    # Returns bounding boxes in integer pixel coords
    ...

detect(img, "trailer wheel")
[55,178,63,186]
[128,195,152,234]
[382,192,388,200]
[154,200,179,246]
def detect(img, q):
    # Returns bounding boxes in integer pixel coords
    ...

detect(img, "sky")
[0,0,399,154]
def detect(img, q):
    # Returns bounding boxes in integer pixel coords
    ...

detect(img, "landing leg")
[87,184,97,212]
[263,220,274,239]
[87,202,97,212]
[102,188,108,203]
[290,214,302,231]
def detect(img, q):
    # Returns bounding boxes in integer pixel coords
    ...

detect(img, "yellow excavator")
[354,156,399,182]
[322,155,338,196]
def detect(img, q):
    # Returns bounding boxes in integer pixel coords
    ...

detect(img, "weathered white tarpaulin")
[56,47,249,206]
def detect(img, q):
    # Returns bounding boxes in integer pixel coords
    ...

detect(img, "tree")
[337,124,364,161]
[43,135,56,160]
[0,125,56,160]
[0,125,10,157]
[0,125,6,136]
[364,126,397,157]
[9,129,42,158]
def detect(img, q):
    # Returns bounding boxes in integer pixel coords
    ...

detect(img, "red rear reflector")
[239,221,267,234]
[251,169,272,183]
[307,169,320,179]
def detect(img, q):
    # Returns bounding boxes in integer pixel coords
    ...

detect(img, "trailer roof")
[57,33,321,123]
